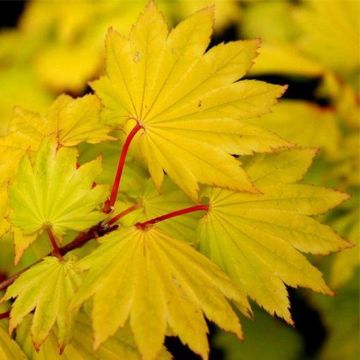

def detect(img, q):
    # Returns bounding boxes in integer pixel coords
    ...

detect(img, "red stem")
[103,123,142,213]
[107,204,140,226]
[136,204,209,230]
[46,227,63,260]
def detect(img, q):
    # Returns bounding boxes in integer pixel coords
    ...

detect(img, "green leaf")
[72,226,247,360]
[198,149,350,323]
[9,142,107,262]
[2,256,83,351]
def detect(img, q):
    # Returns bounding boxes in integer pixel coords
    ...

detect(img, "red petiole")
[0,204,208,292]
[103,122,142,213]
[136,204,209,230]
[46,227,63,260]
[107,204,140,226]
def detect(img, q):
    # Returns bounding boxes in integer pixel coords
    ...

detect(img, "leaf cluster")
[0,1,357,359]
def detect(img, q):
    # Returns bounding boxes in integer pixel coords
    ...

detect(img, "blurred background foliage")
[0,0,358,359]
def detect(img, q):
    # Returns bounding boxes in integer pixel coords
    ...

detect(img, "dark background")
[0,1,329,359]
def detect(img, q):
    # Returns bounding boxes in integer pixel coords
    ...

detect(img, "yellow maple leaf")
[0,94,112,182]
[198,149,351,323]
[2,257,83,350]
[93,2,292,200]
[72,226,248,360]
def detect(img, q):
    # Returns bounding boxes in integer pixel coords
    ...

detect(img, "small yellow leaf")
[2,257,83,350]
[45,94,114,147]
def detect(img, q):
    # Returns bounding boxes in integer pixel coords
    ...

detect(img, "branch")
[58,222,118,256]
[0,204,206,292]
[0,310,10,320]
[103,122,142,213]
[136,204,209,230]
[0,221,119,292]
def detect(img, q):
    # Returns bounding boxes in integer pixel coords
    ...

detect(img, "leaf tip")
[93,332,106,351]
[8,320,16,336]
[254,37,262,47]
[32,341,41,353]
[279,84,288,97]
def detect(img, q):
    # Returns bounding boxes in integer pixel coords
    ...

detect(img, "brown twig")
[0,221,119,292]
[0,310,10,319]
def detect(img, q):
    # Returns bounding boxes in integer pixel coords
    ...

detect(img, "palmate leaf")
[2,256,82,350]
[0,94,112,182]
[72,226,248,360]
[198,149,350,323]
[9,94,113,148]
[16,313,171,360]
[0,107,44,181]
[44,94,114,147]
[93,2,292,200]
[9,142,107,262]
